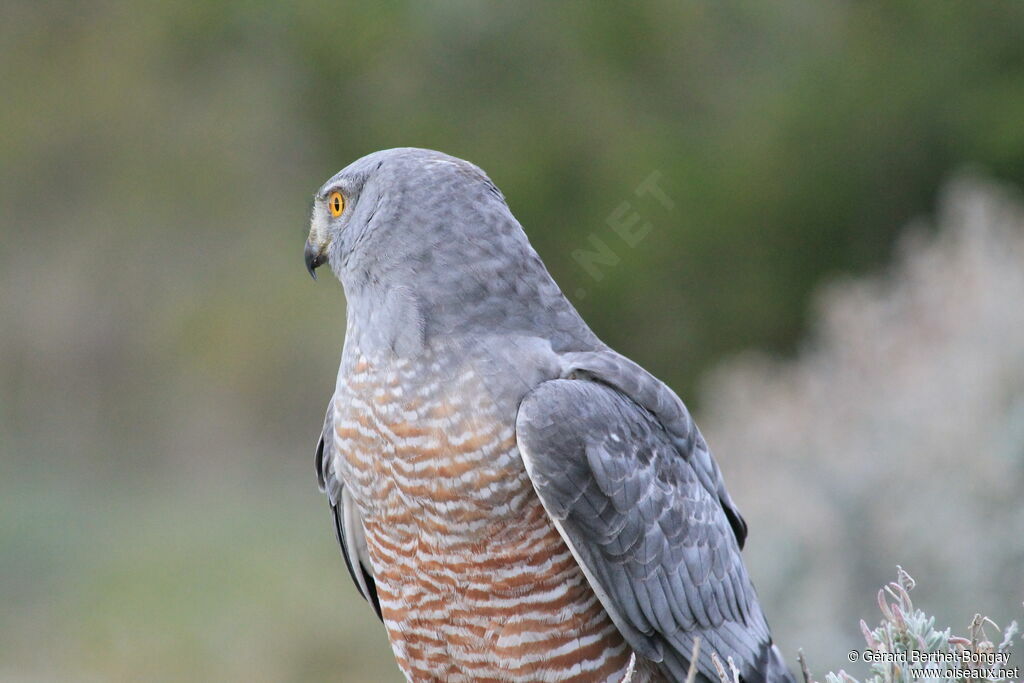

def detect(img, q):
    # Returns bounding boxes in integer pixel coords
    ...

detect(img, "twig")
[621,652,636,682]
[685,638,702,683]
[797,648,814,683]
[710,652,740,683]
[711,652,730,683]
[726,656,741,682]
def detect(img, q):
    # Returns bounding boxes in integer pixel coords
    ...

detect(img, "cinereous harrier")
[305,148,793,683]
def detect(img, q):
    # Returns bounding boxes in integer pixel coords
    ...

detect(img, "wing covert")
[558,350,748,548]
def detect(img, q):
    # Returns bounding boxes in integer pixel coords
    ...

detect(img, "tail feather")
[741,642,796,683]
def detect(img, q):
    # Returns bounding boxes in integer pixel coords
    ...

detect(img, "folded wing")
[315,401,382,620]
[516,377,781,682]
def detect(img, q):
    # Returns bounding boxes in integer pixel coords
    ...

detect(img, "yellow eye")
[328,191,345,217]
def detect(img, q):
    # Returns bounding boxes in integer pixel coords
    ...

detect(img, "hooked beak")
[304,240,327,280]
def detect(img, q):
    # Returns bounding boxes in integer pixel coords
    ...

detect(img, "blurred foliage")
[2,1,1023,680]
[703,176,1024,670]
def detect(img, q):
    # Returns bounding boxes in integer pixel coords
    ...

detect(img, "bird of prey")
[305,148,793,683]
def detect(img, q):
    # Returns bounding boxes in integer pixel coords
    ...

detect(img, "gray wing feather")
[315,401,382,620]
[558,350,749,548]
[516,375,786,682]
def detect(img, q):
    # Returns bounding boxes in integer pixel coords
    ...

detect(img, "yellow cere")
[329,191,345,217]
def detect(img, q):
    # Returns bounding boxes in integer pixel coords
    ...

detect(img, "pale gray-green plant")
[702,175,1024,665]
[821,568,1019,683]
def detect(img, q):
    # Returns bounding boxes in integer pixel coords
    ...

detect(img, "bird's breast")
[332,347,534,544]
[331,347,638,681]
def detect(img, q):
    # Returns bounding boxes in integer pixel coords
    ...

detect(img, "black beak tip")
[304,241,324,281]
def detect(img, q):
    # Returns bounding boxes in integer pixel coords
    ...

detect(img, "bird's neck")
[341,280,426,359]
[340,268,599,365]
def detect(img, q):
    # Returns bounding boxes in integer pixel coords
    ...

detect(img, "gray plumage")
[305,147,794,682]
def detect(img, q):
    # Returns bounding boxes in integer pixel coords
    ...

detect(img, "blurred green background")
[3,1,1023,681]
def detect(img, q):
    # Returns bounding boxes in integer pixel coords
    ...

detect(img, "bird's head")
[304,147,588,350]
[304,147,509,286]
